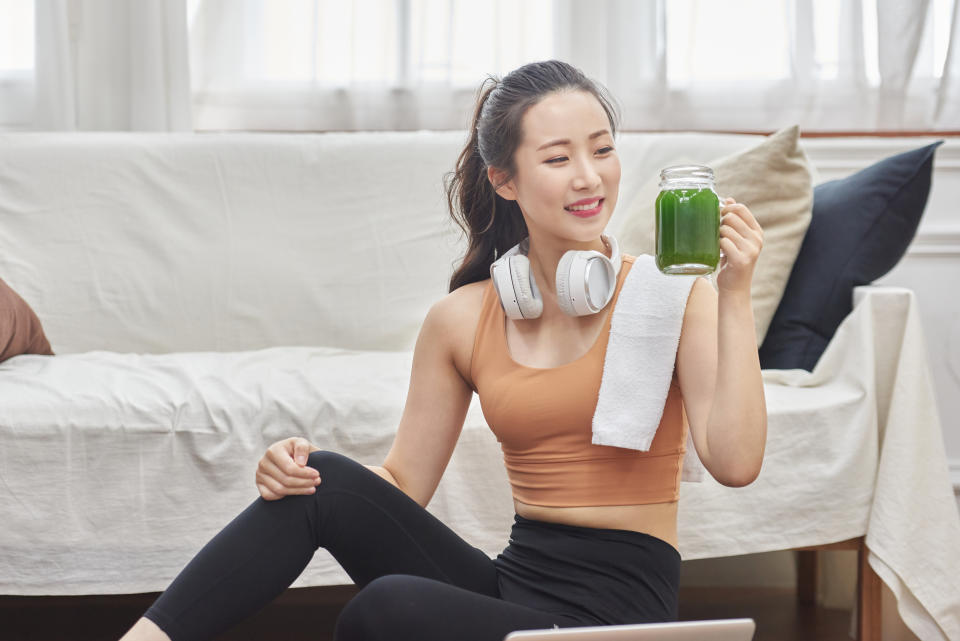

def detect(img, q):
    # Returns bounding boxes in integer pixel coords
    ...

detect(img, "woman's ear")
[487,166,518,201]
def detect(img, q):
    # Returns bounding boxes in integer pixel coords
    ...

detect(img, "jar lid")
[659,164,715,181]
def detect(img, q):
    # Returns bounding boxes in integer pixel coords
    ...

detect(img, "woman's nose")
[572,159,602,190]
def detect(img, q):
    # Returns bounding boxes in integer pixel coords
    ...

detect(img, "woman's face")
[491,89,621,245]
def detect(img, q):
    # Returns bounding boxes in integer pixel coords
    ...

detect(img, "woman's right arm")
[379,290,476,507]
[255,288,476,505]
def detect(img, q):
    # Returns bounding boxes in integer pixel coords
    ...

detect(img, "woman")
[121,59,766,641]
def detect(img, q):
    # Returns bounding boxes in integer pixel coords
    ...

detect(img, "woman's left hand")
[717,197,764,293]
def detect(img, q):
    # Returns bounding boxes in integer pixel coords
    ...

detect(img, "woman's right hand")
[256,437,322,500]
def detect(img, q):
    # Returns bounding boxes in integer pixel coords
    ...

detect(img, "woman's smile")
[565,197,604,218]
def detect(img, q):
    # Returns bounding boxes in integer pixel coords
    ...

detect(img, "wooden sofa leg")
[797,550,819,605]
[857,537,882,641]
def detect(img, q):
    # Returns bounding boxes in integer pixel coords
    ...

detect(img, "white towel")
[592,254,706,482]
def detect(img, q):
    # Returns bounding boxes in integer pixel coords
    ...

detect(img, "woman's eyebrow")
[536,129,610,151]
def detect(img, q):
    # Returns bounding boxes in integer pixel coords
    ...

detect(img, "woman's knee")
[306,450,366,488]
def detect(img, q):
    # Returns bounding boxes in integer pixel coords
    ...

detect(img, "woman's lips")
[565,198,604,217]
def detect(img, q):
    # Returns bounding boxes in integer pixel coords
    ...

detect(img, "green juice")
[655,187,720,275]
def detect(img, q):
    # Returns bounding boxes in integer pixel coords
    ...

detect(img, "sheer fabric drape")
[3,0,959,131]
[20,0,191,131]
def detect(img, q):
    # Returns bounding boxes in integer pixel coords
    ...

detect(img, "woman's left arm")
[676,197,768,487]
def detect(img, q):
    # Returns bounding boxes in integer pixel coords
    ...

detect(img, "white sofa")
[0,131,957,641]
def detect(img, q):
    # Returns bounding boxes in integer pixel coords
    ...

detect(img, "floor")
[0,585,854,641]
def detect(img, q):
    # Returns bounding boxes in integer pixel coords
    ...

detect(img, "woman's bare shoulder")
[431,278,490,390]
[435,278,488,317]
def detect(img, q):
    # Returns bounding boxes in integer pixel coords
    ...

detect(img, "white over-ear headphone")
[489,234,621,320]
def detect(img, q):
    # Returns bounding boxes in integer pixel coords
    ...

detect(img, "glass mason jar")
[655,165,722,275]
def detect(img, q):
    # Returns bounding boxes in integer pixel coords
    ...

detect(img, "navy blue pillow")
[759,141,943,371]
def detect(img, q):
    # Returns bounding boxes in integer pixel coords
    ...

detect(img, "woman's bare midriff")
[512,499,679,553]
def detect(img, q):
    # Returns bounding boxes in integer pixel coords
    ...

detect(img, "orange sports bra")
[469,254,689,507]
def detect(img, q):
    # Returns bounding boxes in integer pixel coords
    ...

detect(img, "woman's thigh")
[334,574,588,641]
[302,449,499,594]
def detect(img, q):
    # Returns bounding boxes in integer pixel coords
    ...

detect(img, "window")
[188,0,553,90]
[0,0,35,130]
[0,0,34,74]
[188,0,554,129]
[6,0,959,131]
[666,0,791,85]
[664,0,954,88]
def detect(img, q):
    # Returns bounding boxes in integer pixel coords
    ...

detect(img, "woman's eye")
[546,147,614,164]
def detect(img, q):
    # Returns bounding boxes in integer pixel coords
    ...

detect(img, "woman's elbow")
[709,448,764,487]
[719,466,761,488]
[717,454,764,487]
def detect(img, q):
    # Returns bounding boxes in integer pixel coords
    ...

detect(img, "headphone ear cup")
[587,257,617,311]
[555,250,579,317]
[509,254,543,319]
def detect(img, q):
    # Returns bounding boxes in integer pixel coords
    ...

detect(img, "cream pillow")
[616,125,814,345]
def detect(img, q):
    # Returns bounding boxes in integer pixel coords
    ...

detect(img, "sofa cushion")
[759,141,943,371]
[0,346,512,594]
[0,276,54,362]
[616,126,814,346]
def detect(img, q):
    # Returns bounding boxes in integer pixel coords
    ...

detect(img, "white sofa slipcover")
[0,132,957,641]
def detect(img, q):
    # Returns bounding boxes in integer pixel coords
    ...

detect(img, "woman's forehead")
[521,91,610,148]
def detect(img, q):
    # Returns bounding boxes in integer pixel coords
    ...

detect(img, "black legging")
[144,450,680,641]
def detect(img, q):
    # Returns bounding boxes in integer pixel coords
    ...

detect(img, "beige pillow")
[617,125,813,345]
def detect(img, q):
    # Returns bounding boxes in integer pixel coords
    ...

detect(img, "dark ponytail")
[443,59,621,292]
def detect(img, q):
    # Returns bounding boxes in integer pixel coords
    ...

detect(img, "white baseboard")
[908,224,960,256]
[802,136,960,172]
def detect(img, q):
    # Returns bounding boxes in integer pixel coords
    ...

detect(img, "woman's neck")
[524,234,610,297]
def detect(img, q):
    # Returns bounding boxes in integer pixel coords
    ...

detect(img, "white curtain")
[32,0,192,131]
[186,0,662,131]
[188,0,960,131]
[188,0,554,131]
[4,0,960,132]
[938,0,960,125]
[646,0,958,131]
[552,0,666,124]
